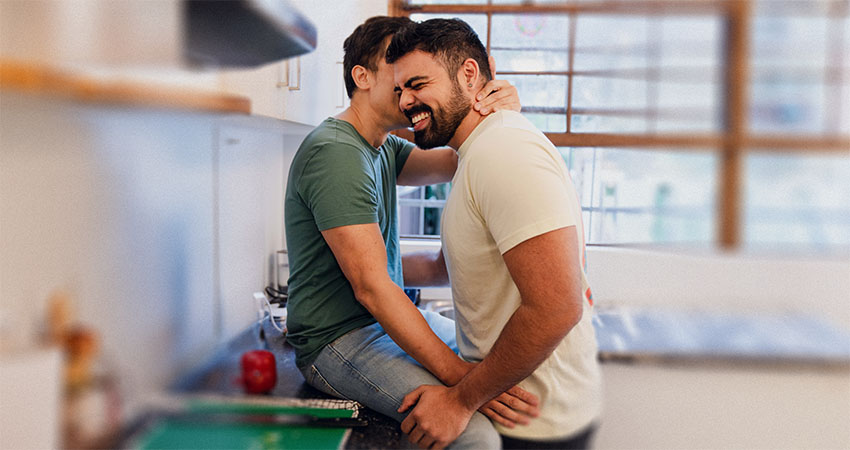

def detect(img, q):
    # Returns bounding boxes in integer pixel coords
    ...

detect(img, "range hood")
[0,0,317,69]
[184,0,317,68]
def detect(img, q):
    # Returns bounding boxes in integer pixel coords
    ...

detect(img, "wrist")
[443,359,474,386]
[447,384,479,414]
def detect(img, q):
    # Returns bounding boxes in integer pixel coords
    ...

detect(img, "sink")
[420,299,455,320]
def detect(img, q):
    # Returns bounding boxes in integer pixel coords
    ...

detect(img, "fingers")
[398,387,425,413]
[419,435,436,449]
[507,385,540,408]
[499,392,541,419]
[475,88,514,109]
[409,425,422,442]
[405,420,438,449]
[494,392,538,423]
[478,388,541,428]
[476,79,512,102]
[401,415,415,435]
[407,423,426,447]
[474,83,520,114]
[488,54,497,78]
[479,403,517,428]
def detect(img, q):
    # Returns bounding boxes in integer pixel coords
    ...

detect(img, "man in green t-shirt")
[280,16,538,448]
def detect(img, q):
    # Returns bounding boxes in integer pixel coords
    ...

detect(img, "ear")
[350,65,372,91]
[459,58,481,92]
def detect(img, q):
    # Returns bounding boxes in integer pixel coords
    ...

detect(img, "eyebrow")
[394,75,429,93]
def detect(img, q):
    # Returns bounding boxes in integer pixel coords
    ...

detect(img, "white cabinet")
[217,63,288,119]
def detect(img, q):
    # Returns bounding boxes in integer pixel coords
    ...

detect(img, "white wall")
[0,92,311,416]
[0,0,388,434]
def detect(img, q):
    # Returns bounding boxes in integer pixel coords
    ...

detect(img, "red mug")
[240,350,277,394]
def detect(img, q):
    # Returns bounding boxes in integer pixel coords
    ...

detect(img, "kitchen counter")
[143,318,406,449]
[121,306,850,449]
[593,306,850,368]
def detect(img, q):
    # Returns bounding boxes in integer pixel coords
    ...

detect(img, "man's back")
[442,110,602,439]
[284,117,414,369]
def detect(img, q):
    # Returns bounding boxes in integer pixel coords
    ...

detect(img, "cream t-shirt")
[441,110,602,439]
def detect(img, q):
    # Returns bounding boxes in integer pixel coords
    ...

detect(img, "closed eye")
[403,76,429,91]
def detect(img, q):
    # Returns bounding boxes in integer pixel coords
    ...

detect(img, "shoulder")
[300,119,364,151]
[292,135,374,191]
[383,133,415,155]
[384,133,411,148]
[468,112,550,156]
[465,116,555,168]
[296,122,371,167]
[463,113,566,186]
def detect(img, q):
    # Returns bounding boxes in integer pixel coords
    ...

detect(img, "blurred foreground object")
[0,348,63,449]
[0,0,316,69]
[42,292,123,448]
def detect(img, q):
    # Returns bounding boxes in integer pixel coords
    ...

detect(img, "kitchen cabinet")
[0,1,388,445]
[218,0,387,124]
[285,0,392,125]
[0,84,313,436]
[0,0,315,70]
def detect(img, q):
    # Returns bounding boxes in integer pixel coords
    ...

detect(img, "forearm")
[397,148,457,186]
[357,282,468,385]
[402,251,449,288]
[323,224,468,387]
[452,300,581,410]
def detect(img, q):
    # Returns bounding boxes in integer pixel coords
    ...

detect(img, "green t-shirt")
[284,118,415,369]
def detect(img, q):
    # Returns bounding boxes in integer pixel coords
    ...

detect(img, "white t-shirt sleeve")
[468,130,578,254]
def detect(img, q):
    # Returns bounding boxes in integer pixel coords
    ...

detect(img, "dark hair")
[343,16,412,98]
[385,18,492,84]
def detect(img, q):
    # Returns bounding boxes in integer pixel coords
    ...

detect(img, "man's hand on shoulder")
[474,79,520,115]
[474,55,521,115]
[398,385,475,450]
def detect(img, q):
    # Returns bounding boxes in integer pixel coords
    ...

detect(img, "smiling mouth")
[410,111,431,131]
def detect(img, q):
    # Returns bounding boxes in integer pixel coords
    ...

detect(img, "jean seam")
[309,365,348,400]
[324,341,403,408]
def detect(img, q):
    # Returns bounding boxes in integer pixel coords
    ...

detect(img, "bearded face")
[404,79,471,149]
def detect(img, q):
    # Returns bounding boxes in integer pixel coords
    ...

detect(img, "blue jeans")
[300,309,501,450]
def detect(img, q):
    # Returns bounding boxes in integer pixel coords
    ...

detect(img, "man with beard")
[282,16,540,449]
[387,18,602,450]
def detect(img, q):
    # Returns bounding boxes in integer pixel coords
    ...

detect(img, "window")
[398,184,451,236]
[393,0,850,252]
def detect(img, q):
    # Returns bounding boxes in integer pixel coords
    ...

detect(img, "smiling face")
[393,50,472,149]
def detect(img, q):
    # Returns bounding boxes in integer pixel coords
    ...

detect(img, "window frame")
[390,0,850,249]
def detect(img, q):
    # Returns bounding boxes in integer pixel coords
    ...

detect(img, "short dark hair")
[385,18,492,84]
[343,16,412,98]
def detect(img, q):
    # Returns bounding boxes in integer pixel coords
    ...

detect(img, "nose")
[398,89,415,112]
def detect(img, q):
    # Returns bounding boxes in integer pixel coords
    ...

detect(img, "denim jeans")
[299,309,501,449]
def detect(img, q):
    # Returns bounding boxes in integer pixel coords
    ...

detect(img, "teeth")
[411,112,430,124]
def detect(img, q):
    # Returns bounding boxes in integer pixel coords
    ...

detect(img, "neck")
[335,101,389,148]
[447,109,488,150]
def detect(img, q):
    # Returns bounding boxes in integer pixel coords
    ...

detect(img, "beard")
[411,81,471,149]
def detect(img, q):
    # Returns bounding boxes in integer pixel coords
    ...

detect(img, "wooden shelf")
[0,60,250,114]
